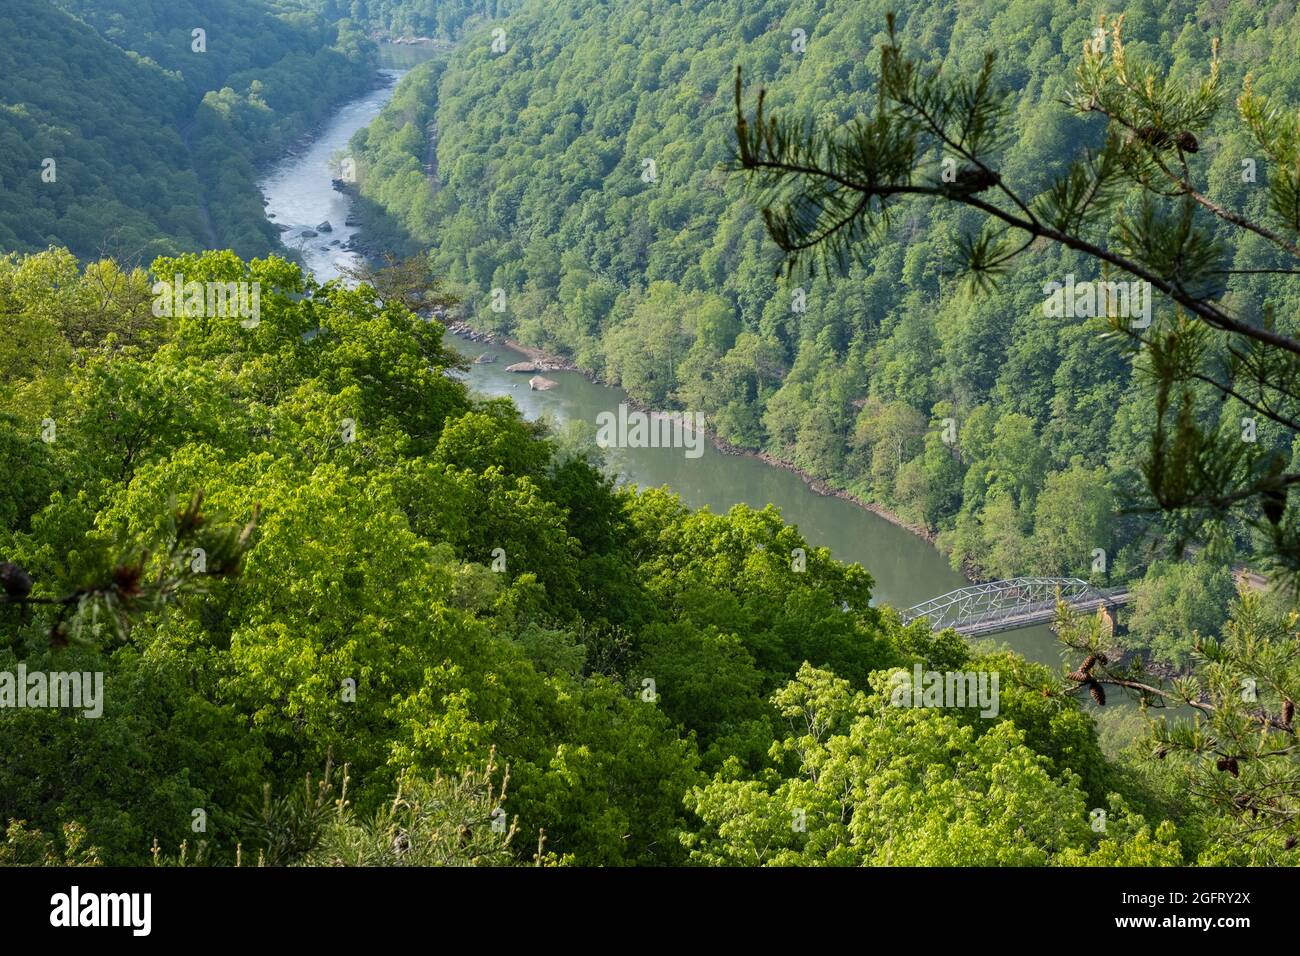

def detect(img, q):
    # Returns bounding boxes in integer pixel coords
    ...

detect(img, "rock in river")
[505,361,538,373]
[529,375,558,391]
[316,220,333,232]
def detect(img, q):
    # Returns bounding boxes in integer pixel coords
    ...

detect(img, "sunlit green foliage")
[351,0,1300,609]
[0,248,1189,866]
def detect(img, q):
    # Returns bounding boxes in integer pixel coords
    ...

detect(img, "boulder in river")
[473,353,498,364]
[316,221,333,232]
[299,229,318,238]
[529,375,559,391]
[505,361,538,373]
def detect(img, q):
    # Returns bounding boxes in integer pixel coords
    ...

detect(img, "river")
[256,50,1085,684]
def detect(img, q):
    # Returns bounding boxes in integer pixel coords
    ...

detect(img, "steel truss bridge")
[901,577,1132,637]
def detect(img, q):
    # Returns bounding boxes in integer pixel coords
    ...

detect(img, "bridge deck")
[901,577,1132,637]
[952,593,1131,636]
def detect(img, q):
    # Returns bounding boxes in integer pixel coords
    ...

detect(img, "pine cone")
[1133,125,1173,149]
[0,561,33,599]
[1284,699,1294,728]
[1087,679,1106,706]
[949,165,1001,193]
[1067,669,1088,682]
[1174,131,1199,153]
[1216,756,1240,777]
[1080,653,1099,674]
[1286,836,1297,851]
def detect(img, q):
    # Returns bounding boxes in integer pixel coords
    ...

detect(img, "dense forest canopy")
[287,0,524,39]
[0,0,376,259]
[348,0,1300,672]
[0,247,1198,866]
[5,0,1300,870]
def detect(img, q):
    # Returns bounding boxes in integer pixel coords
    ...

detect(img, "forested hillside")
[290,0,522,38]
[0,247,1206,866]
[7,0,1300,873]
[349,0,1300,615]
[0,0,375,259]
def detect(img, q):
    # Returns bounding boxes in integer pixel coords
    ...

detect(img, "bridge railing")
[901,577,1124,633]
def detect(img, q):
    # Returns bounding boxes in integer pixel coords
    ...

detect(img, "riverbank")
[262,55,401,193]
[259,61,429,286]
[734,447,941,545]
[267,41,444,272]
[444,320,579,373]
[444,318,946,551]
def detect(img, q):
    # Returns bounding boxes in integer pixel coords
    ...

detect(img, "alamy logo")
[152,274,261,328]
[50,886,150,936]
[888,664,1000,718]
[0,665,103,718]
[595,403,706,459]
[1042,274,1151,327]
